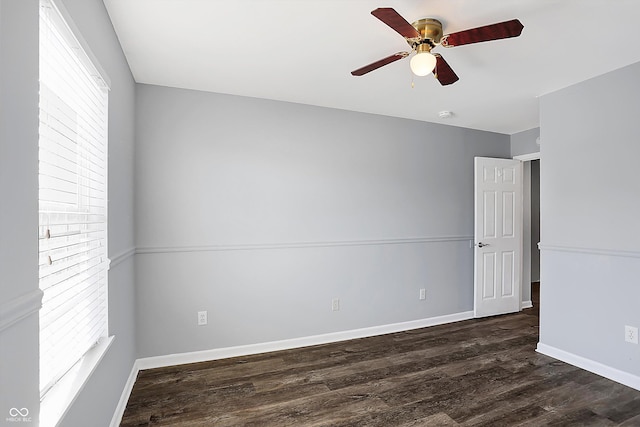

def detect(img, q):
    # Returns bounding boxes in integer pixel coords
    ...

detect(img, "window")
[38,0,109,399]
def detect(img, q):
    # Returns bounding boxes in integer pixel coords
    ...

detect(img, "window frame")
[37,0,113,424]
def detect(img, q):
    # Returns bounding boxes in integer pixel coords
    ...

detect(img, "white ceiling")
[103,0,640,135]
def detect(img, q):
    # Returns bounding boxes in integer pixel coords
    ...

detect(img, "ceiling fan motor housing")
[410,18,443,48]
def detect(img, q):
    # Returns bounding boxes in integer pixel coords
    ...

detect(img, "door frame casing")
[514,152,540,310]
[513,152,540,162]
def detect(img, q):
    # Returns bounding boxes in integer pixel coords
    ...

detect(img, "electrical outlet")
[197,310,208,326]
[625,325,638,344]
[419,288,426,300]
[332,298,340,312]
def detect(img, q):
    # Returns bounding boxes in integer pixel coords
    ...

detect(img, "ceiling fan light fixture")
[409,44,437,76]
[410,52,436,76]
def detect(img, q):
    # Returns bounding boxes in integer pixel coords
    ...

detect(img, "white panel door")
[474,157,522,318]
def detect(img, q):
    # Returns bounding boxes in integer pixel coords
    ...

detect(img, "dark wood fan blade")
[351,52,409,76]
[433,54,459,85]
[441,19,523,47]
[371,8,420,39]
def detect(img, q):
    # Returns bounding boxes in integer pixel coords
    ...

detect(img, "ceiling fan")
[351,8,524,85]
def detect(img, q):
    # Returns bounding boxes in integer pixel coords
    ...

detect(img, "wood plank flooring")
[121,285,640,426]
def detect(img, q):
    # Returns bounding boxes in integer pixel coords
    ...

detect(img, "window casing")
[38,0,109,398]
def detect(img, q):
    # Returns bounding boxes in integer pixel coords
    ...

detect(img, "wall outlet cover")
[198,311,208,326]
[625,325,638,344]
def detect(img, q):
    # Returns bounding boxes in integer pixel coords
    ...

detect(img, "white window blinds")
[38,0,109,398]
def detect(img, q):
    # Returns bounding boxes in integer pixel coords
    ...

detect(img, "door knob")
[476,242,490,248]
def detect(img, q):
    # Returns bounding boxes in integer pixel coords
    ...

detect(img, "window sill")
[40,336,114,427]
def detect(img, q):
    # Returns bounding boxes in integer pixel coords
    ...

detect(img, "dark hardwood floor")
[121,284,640,426]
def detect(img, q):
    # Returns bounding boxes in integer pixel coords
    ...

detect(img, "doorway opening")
[521,157,540,309]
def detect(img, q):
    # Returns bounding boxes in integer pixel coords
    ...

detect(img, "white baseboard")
[109,361,140,427]
[521,300,533,309]
[536,342,640,392]
[136,311,474,370]
[109,310,474,424]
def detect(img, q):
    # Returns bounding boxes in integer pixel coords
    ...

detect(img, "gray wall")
[511,127,540,157]
[135,84,511,357]
[0,0,40,423]
[0,0,137,426]
[539,61,640,377]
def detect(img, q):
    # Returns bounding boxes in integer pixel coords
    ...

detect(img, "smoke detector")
[438,110,453,119]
